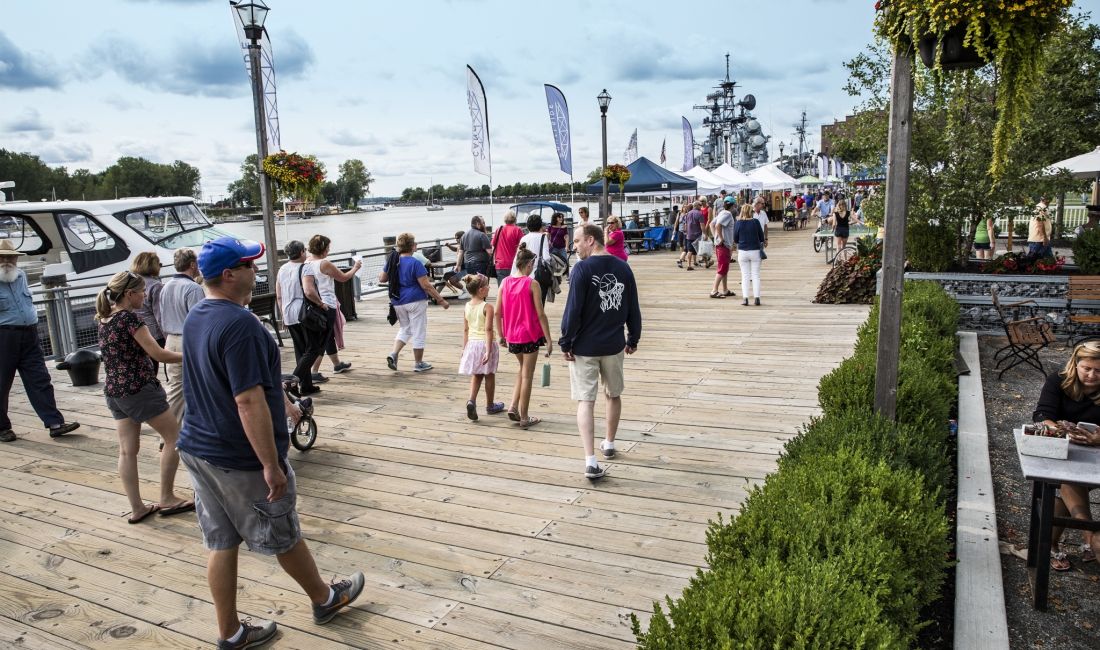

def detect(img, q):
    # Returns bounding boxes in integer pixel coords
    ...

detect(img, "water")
[225,199,676,253]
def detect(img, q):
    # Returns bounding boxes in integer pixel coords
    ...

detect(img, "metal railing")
[31,236,457,360]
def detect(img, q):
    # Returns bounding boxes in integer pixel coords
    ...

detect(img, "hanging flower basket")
[262,151,325,201]
[604,163,631,189]
[874,0,1074,180]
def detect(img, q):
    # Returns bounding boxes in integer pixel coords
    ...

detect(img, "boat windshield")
[114,203,236,248]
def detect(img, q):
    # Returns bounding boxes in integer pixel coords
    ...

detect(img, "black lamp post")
[597,89,611,222]
[232,0,278,281]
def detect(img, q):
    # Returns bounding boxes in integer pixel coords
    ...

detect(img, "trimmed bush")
[781,408,951,494]
[817,351,954,430]
[1072,225,1100,275]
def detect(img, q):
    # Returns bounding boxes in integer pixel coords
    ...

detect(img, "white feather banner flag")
[466,65,491,177]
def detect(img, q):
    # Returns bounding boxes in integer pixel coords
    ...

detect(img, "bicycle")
[282,375,318,451]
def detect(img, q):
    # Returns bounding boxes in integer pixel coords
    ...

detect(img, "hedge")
[634,281,956,649]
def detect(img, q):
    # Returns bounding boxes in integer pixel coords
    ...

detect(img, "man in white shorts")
[560,223,642,479]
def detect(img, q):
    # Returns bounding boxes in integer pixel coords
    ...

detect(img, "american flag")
[660,138,666,165]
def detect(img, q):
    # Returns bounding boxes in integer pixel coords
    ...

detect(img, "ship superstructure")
[693,54,769,172]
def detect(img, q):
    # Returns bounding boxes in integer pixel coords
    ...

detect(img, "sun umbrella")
[1044,146,1100,180]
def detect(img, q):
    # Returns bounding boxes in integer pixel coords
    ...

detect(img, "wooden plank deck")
[0,226,869,649]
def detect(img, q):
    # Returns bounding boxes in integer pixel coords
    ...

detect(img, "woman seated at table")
[1032,340,1100,570]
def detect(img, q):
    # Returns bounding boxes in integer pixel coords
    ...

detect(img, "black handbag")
[297,264,328,332]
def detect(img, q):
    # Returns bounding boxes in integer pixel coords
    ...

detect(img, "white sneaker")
[599,440,616,459]
[457,291,471,300]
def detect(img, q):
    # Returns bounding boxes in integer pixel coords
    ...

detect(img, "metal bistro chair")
[990,286,1056,379]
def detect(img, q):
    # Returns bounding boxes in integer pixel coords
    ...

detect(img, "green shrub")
[906,220,956,272]
[634,554,905,650]
[781,409,950,497]
[817,351,954,430]
[1072,226,1100,274]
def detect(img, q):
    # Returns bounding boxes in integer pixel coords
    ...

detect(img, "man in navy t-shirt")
[560,223,641,480]
[178,237,364,648]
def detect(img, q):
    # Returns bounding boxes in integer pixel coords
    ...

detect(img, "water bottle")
[948,419,958,436]
[541,362,551,387]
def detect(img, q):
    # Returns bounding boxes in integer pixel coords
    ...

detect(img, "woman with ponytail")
[97,271,193,524]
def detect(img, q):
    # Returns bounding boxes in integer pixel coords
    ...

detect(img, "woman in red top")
[491,210,525,286]
[96,271,192,523]
[605,216,629,261]
[494,246,552,428]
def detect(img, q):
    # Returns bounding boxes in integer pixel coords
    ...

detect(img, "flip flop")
[159,500,195,517]
[466,400,478,421]
[1083,545,1095,563]
[1051,550,1072,572]
[127,504,160,524]
[518,416,541,429]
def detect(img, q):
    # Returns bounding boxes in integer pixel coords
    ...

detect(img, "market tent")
[682,166,732,193]
[585,156,697,194]
[1044,146,1100,180]
[711,163,762,191]
[796,174,823,185]
[746,163,797,190]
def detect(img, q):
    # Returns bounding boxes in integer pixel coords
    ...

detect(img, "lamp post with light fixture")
[232,0,278,281]
[597,89,611,222]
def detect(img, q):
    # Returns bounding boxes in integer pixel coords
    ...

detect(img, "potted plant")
[604,163,632,212]
[873,0,1074,179]
[262,151,326,202]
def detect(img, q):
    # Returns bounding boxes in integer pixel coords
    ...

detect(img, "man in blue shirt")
[178,237,363,648]
[0,240,79,443]
[816,190,835,225]
[560,224,641,479]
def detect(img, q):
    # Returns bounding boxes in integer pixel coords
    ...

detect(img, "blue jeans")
[1027,242,1052,257]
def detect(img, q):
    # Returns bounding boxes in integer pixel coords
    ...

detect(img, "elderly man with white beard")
[0,240,80,442]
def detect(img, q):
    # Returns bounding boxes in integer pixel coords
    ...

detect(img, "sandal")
[507,408,520,422]
[1051,550,1072,572]
[723,290,736,297]
[466,400,478,421]
[1083,544,1095,563]
[709,292,724,299]
[517,416,542,429]
[159,500,195,517]
[127,503,160,524]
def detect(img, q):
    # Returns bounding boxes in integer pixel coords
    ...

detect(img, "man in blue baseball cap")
[180,237,364,648]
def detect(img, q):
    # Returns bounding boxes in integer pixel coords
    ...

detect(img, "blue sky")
[3,0,1090,199]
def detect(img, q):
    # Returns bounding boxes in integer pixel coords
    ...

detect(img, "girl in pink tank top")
[494,246,552,428]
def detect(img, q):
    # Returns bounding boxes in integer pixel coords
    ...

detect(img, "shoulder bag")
[297,264,328,332]
[533,234,553,290]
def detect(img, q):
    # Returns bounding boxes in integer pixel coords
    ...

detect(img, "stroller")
[281,375,318,451]
[782,208,799,231]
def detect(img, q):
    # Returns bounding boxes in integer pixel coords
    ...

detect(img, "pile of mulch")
[978,337,1100,648]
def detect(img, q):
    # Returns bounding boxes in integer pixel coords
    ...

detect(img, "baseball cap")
[198,237,265,278]
[723,196,735,205]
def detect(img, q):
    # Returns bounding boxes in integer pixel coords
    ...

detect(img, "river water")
[226,199,676,253]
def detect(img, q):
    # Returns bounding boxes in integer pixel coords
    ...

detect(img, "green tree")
[337,159,372,206]
[0,149,56,200]
[226,154,261,208]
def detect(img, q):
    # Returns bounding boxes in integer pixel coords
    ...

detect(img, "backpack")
[533,234,554,294]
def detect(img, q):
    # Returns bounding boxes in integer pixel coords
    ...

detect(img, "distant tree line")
[401,170,603,203]
[0,149,201,201]
[226,155,374,209]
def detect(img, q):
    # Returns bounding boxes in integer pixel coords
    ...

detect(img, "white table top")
[1015,427,1100,485]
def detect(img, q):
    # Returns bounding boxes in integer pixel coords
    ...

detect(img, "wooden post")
[1055,192,1065,239]
[874,49,915,421]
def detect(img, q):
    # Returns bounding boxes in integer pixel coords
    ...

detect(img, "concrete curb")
[955,331,1010,649]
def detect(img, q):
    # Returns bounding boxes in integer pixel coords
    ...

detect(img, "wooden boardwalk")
[0,227,869,649]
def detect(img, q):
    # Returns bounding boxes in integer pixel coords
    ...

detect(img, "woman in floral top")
[96,271,192,524]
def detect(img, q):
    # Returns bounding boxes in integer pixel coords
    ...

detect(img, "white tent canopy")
[682,166,733,193]
[1044,146,1100,180]
[746,163,798,190]
[711,163,763,191]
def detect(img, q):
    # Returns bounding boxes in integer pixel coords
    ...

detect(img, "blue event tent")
[586,156,698,195]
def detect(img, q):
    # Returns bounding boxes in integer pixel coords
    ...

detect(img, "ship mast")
[692,54,767,172]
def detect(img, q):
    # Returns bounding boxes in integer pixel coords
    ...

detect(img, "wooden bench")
[248,292,284,347]
[1067,276,1100,345]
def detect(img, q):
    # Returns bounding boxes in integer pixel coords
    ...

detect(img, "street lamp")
[597,89,611,221]
[232,0,278,283]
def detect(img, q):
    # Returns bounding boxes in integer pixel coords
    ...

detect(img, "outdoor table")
[1014,427,1100,609]
[622,228,647,253]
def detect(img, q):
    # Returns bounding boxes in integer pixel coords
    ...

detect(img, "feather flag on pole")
[660,137,667,165]
[681,117,694,172]
[466,65,494,223]
[543,83,573,206]
[624,129,638,163]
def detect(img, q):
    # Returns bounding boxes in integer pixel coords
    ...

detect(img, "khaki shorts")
[569,351,625,402]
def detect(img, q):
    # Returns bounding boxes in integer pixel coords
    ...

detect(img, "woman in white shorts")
[378,233,450,372]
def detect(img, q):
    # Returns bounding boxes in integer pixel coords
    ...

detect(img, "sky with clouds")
[3,0,1092,199]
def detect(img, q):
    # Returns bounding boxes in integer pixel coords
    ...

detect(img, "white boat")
[0,196,246,291]
[426,200,444,212]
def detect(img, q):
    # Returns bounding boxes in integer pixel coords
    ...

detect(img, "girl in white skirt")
[459,274,503,420]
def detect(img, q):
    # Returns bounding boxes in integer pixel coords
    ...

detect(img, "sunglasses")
[228,259,256,271]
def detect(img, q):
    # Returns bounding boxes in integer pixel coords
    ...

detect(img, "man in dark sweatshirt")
[560,223,642,479]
